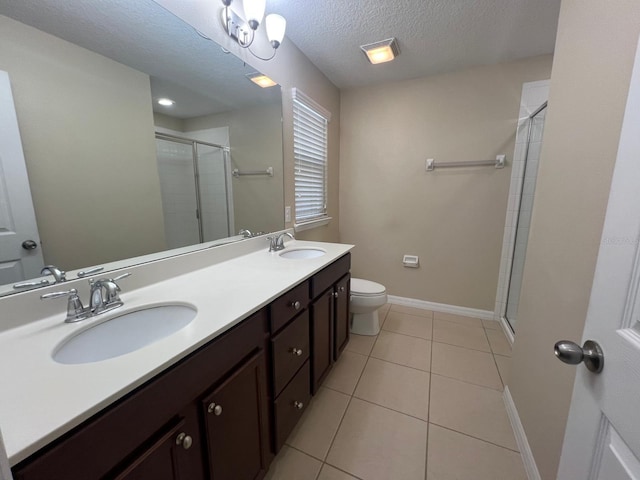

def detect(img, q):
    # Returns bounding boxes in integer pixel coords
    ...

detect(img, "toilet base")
[350,310,381,336]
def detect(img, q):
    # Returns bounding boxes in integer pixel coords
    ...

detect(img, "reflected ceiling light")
[220,0,286,61]
[360,37,400,64]
[246,72,278,88]
[157,98,175,106]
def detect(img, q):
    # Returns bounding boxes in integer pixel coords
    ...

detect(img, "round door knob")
[208,402,223,416]
[554,339,604,373]
[175,432,193,450]
[291,300,301,310]
[291,347,303,356]
[293,401,304,410]
[22,240,38,250]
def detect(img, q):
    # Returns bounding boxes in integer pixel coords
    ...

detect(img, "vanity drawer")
[270,280,310,333]
[310,253,351,298]
[272,310,310,396]
[273,361,311,451]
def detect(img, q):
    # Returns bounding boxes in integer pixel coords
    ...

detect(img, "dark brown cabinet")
[12,253,351,480]
[333,274,351,360]
[309,254,351,394]
[202,351,270,480]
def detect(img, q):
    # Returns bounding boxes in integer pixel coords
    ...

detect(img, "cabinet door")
[334,274,350,360]
[202,351,270,480]
[111,409,204,480]
[310,289,333,394]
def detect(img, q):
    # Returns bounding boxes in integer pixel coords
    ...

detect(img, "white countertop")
[0,239,353,466]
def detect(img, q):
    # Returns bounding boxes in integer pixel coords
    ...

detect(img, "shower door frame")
[155,132,233,244]
[493,80,550,339]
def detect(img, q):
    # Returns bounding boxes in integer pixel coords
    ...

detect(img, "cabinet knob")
[208,402,223,416]
[175,432,193,450]
[293,401,304,410]
[339,286,345,293]
[290,300,301,310]
[333,292,339,299]
[291,347,303,356]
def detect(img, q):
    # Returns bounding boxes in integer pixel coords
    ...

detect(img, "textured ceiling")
[0,0,561,112]
[0,0,281,118]
[270,0,561,88]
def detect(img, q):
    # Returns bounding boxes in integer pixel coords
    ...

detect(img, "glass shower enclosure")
[155,133,234,249]
[505,102,547,331]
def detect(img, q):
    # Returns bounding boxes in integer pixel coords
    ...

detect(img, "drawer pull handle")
[291,347,303,356]
[290,300,301,310]
[293,401,304,410]
[208,402,223,416]
[333,292,339,299]
[176,432,193,450]
[339,286,346,293]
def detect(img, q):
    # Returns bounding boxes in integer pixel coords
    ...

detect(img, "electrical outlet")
[285,206,291,222]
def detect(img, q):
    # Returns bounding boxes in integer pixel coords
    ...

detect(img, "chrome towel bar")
[232,167,274,177]
[426,155,505,171]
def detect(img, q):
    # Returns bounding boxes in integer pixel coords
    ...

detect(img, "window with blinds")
[292,88,331,225]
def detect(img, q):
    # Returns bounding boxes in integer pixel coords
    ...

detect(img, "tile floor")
[264,304,525,480]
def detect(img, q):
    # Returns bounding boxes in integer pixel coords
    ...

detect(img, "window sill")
[294,216,332,233]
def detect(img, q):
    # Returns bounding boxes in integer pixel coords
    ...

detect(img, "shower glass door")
[155,134,232,250]
[505,105,547,331]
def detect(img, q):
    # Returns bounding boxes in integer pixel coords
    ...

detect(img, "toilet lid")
[351,278,386,296]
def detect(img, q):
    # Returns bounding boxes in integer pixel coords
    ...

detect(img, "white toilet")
[349,278,387,336]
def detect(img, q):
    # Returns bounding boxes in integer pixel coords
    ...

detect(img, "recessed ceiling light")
[157,98,175,106]
[245,72,278,88]
[360,37,400,65]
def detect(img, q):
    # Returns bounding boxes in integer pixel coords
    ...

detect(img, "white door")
[557,36,640,479]
[0,70,44,285]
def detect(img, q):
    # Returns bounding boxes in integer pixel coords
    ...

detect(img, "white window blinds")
[292,88,331,224]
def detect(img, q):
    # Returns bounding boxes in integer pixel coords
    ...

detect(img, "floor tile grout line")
[430,371,503,392]
[367,353,432,373]
[381,326,433,341]
[431,338,492,354]
[350,394,429,423]
[425,311,435,480]
[429,422,521,454]
[317,336,375,478]
[481,325,507,387]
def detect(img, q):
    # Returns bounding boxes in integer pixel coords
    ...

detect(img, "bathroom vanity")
[0,237,352,480]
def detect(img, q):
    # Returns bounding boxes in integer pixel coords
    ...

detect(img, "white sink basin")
[279,248,326,259]
[53,305,197,364]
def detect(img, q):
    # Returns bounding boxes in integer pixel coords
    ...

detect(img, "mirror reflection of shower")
[505,102,548,331]
[155,132,234,249]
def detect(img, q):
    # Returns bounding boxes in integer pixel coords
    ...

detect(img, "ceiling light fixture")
[246,72,278,88]
[220,0,286,61]
[157,98,175,106]
[360,37,400,65]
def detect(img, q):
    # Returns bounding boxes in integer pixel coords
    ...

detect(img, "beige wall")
[0,15,166,270]
[339,56,553,310]
[509,1,640,478]
[184,104,284,234]
[153,2,342,243]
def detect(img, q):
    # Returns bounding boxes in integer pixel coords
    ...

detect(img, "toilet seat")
[351,278,386,297]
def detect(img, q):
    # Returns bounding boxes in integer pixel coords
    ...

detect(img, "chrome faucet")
[41,273,131,323]
[239,229,253,238]
[41,265,66,283]
[267,232,294,252]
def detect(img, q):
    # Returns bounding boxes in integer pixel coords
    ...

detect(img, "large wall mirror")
[0,0,285,296]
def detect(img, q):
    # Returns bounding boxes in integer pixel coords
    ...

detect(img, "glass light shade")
[365,46,395,64]
[243,0,266,29]
[265,14,286,48]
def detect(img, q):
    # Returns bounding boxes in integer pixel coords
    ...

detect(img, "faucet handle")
[111,272,131,282]
[41,288,87,323]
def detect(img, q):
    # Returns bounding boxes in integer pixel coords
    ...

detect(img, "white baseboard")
[386,295,495,321]
[503,386,541,480]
